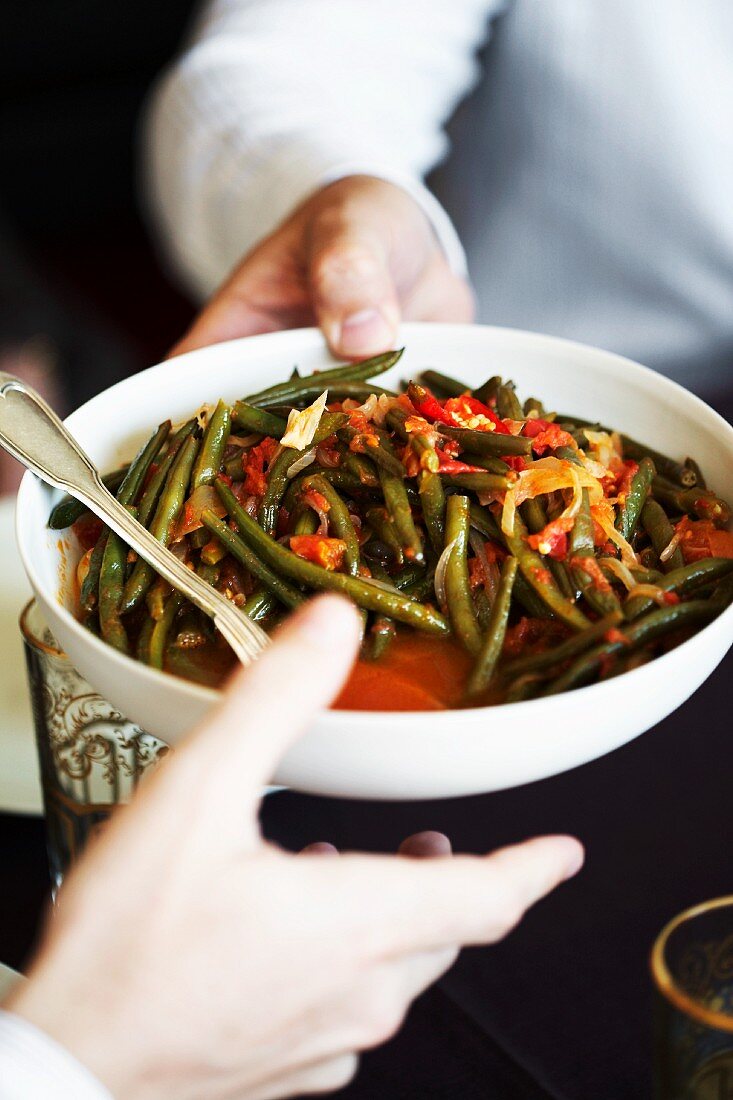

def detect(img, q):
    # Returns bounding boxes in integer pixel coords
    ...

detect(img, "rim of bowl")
[15,322,733,728]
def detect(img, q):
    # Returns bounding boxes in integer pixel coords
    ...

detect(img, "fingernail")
[298,594,361,651]
[339,308,395,356]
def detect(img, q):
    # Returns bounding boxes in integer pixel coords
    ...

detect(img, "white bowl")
[16,324,733,800]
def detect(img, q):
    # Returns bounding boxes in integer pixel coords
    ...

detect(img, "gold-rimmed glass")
[652,896,733,1098]
[20,599,169,893]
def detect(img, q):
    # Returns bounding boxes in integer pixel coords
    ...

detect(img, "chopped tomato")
[675,517,733,563]
[504,455,529,472]
[527,516,575,560]
[522,419,576,455]
[302,488,330,514]
[242,437,279,497]
[503,617,570,658]
[435,449,486,475]
[443,395,509,433]
[568,555,612,591]
[72,513,103,550]
[290,535,346,570]
[605,627,630,645]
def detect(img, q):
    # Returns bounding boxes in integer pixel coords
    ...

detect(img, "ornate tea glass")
[652,897,733,1099]
[21,599,168,892]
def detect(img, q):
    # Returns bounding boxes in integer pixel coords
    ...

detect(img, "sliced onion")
[315,444,340,468]
[286,448,317,478]
[174,484,227,540]
[599,556,638,591]
[359,576,401,594]
[660,528,684,563]
[625,583,669,606]
[434,538,458,610]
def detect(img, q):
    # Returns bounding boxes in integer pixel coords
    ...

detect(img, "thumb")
[307,220,401,358]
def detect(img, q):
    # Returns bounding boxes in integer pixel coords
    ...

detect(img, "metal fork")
[0,373,269,665]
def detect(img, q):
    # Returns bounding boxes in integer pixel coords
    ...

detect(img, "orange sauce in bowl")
[333,632,473,712]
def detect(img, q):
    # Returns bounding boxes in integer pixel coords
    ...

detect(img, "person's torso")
[431,0,733,397]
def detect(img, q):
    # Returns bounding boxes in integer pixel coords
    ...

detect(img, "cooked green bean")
[444,495,482,654]
[378,435,424,564]
[202,511,305,610]
[149,591,186,669]
[441,472,512,493]
[503,610,623,680]
[467,556,518,696]
[616,456,655,541]
[122,434,199,613]
[232,401,287,438]
[419,370,468,398]
[260,411,347,535]
[418,469,446,553]
[80,533,108,618]
[504,513,590,630]
[651,480,731,528]
[213,482,449,634]
[337,424,406,479]
[542,599,718,695]
[99,530,130,654]
[243,589,278,622]
[569,489,622,617]
[191,400,231,489]
[439,423,532,458]
[521,498,577,601]
[683,457,706,490]
[301,473,361,575]
[641,498,684,572]
[136,418,197,529]
[623,557,733,620]
[49,467,128,530]
[496,384,524,421]
[365,507,404,567]
[472,375,502,405]
[245,349,403,407]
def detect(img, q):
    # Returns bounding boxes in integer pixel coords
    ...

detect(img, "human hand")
[171,176,474,360]
[7,595,582,1100]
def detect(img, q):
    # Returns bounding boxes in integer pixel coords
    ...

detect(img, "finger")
[166,595,362,827]
[299,842,339,856]
[307,216,400,358]
[344,835,584,956]
[398,831,452,858]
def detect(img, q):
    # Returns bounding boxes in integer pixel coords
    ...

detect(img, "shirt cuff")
[0,1009,112,1100]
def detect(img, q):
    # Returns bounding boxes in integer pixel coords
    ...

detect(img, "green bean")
[243,589,278,622]
[342,454,380,488]
[99,529,130,654]
[137,419,197,529]
[122,434,199,613]
[223,452,246,480]
[504,674,545,702]
[80,533,107,618]
[496,383,524,421]
[337,424,406,479]
[365,507,404,567]
[136,615,155,663]
[148,591,186,669]
[513,572,556,619]
[460,453,512,475]
[651,480,731,528]
[520,498,577,601]
[616,457,655,540]
[232,401,287,438]
[419,369,468,398]
[378,437,424,564]
[245,349,403,407]
[213,482,449,634]
[191,400,231,489]
[441,472,512,493]
[117,422,173,508]
[568,489,622,616]
[503,610,623,680]
[439,424,532,458]
[301,473,361,575]
[259,411,347,534]
[444,495,482,655]
[291,507,320,536]
[523,397,546,418]
[418,469,446,553]
[401,568,436,603]
[623,557,733,620]
[49,467,128,529]
[369,615,397,660]
[472,375,502,405]
[467,557,518,696]
[683,457,706,490]
[620,435,691,486]
[504,513,589,630]
[641,499,684,572]
[202,511,305,610]
[468,503,503,542]
[542,599,719,695]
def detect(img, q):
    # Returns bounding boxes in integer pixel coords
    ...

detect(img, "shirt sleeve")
[0,1010,112,1100]
[143,0,503,300]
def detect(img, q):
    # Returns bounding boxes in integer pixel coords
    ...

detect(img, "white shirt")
[144,0,733,398]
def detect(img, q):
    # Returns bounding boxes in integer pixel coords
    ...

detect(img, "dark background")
[2,5,733,1098]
